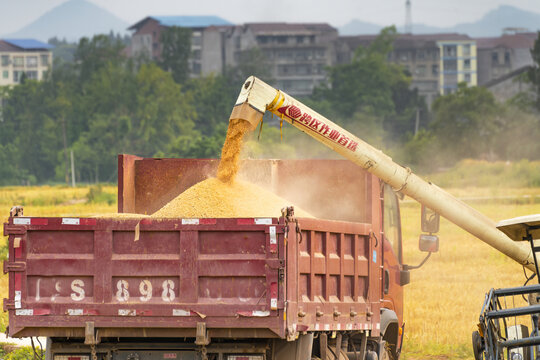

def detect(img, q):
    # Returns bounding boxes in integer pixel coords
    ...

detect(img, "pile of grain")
[151,178,313,218]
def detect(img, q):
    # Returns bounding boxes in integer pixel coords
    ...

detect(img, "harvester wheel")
[472,331,484,360]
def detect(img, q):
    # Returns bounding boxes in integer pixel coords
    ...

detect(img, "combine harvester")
[3,76,538,360]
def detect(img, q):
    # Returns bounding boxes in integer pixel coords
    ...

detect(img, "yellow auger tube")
[230,76,534,270]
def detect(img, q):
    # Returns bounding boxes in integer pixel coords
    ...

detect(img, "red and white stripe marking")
[172,309,191,316]
[61,218,97,225]
[13,217,48,225]
[237,218,273,225]
[237,310,270,317]
[181,218,217,225]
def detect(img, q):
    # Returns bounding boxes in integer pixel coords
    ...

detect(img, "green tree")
[74,34,126,84]
[132,63,197,156]
[313,26,424,142]
[159,26,192,84]
[430,83,500,162]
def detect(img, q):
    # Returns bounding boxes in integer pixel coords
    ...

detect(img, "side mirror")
[421,205,440,233]
[419,234,439,252]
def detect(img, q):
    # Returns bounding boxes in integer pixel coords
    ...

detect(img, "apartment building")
[227,23,338,96]
[476,31,536,86]
[0,39,53,86]
[336,33,476,106]
[128,17,338,96]
[437,37,477,94]
[128,16,233,76]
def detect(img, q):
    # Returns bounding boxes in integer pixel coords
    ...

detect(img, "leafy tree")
[430,83,500,162]
[74,34,126,84]
[159,26,192,84]
[185,74,237,135]
[132,63,197,156]
[224,47,273,89]
[313,26,424,143]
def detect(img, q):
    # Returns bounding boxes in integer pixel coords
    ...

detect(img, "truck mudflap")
[3,216,286,339]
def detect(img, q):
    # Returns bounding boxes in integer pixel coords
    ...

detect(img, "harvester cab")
[473,215,540,360]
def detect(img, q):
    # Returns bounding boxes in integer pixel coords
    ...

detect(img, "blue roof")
[152,16,232,28]
[3,39,54,50]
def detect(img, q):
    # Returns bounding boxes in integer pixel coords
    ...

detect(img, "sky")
[1,0,540,35]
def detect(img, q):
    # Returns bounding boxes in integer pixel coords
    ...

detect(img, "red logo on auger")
[278,105,358,152]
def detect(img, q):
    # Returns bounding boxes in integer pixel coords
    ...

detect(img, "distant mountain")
[445,5,540,37]
[339,19,383,36]
[340,5,540,37]
[4,0,129,42]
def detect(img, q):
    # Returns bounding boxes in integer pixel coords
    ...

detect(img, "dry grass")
[1,185,540,359]
[401,188,540,359]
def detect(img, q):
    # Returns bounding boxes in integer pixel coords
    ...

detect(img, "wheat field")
[1,185,540,359]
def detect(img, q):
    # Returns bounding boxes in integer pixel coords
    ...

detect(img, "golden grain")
[151,177,313,218]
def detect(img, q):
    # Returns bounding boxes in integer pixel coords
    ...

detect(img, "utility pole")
[70,150,76,188]
[414,107,420,136]
[405,0,412,34]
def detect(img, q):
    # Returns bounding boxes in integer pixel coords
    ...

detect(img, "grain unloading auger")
[231,75,535,270]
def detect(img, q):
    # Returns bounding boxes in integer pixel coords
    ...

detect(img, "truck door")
[382,184,404,323]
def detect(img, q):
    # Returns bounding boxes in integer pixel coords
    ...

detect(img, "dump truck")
[3,76,534,360]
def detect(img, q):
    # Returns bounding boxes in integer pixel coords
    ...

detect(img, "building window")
[296,36,304,44]
[13,71,22,82]
[192,49,201,60]
[417,50,426,60]
[40,54,49,66]
[26,71,38,80]
[1,55,9,66]
[400,52,408,61]
[192,62,201,75]
[432,64,439,75]
[26,56,38,68]
[444,59,457,71]
[2,70,8,79]
[464,73,471,82]
[192,34,202,46]
[504,52,510,65]
[277,36,287,44]
[42,70,47,79]
[415,65,426,76]
[492,52,499,65]
[462,44,471,56]
[13,57,24,67]
[444,45,457,57]
[463,59,471,70]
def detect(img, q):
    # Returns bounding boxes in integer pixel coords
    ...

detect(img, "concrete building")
[0,39,53,86]
[128,17,338,97]
[437,37,477,95]
[484,66,532,102]
[476,32,536,86]
[335,33,476,107]
[128,16,233,76]
[227,23,338,96]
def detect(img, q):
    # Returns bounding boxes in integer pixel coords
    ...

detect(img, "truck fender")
[380,308,399,347]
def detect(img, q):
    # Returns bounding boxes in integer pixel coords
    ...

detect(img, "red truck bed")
[3,157,382,340]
